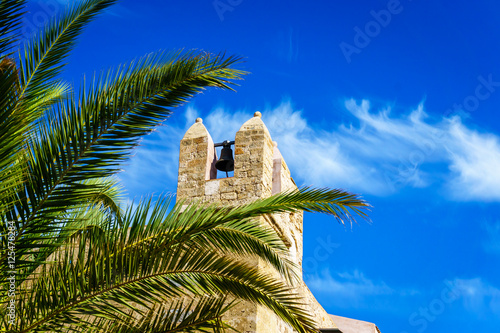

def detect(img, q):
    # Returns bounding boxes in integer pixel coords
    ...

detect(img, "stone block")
[205,180,220,196]
[221,192,237,201]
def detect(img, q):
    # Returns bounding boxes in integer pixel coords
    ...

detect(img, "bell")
[215,142,235,172]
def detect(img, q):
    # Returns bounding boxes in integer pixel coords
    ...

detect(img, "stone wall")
[176,112,337,332]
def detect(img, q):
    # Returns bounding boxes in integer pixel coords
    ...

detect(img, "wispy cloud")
[305,272,500,317]
[204,107,249,143]
[447,277,500,316]
[264,99,500,201]
[118,98,500,202]
[263,99,415,194]
[445,122,500,201]
[307,269,394,297]
[304,269,418,310]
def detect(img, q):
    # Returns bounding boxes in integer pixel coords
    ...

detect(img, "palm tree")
[0,1,370,332]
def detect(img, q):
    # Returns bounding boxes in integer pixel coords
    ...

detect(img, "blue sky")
[24,0,500,332]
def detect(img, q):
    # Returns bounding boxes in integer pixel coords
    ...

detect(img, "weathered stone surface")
[175,113,337,331]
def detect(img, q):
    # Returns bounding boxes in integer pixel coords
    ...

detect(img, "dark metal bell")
[215,145,234,172]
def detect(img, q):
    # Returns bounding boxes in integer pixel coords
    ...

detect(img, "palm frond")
[13,188,366,332]
[165,187,369,249]
[7,52,243,267]
[103,194,297,284]
[76,296,236,333]
[15,229,317,333]
[18,0,116,114]
[212,186,371,227]
[28,81,70,120]
[0,0,26,56]
[0,177,123,283]
[0,57,23,212]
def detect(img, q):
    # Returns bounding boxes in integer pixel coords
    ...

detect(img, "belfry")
[176,112,381,333]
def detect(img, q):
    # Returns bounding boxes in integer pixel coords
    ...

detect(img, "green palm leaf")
[18,0,116,114]
[13,189,368,333]
[3,51,243,276]
[82,297,237,333]
[0,57,23,213]
[0,0,25,56]
[7,177,124,287]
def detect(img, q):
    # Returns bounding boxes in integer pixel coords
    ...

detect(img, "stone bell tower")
[176,112,339,332]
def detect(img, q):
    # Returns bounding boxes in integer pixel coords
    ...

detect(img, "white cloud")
[447,278,500,316]
[446,121,500,201]
[204,107,249,143]
[265,99,500,201]
[306,269,394,298]
[262,100,440,194]
[304,269,420,310]
[118,98,500,202]
[305,272,500,315]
